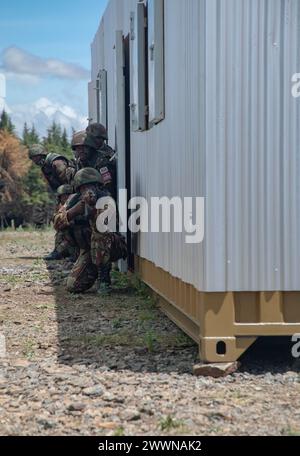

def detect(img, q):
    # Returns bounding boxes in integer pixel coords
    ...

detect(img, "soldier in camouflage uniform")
[71,125,118,291]
[29,144,76,260]
[28,144,75,191]
[53,187,97,293]
[54,168,127,294]
[53,185,79,261]
[72,125,117,201]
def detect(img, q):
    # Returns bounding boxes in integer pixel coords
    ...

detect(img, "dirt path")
[0,230,300,436]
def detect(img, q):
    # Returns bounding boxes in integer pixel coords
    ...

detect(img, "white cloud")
[7,97,88,138]
[1,47,89,81]
[4,71,40,86]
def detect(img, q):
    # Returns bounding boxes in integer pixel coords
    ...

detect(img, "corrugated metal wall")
[90,0,300,293]
[205,0,300,291]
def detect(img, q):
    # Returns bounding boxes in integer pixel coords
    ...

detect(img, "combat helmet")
[85,123,108,149]
[71,130,87,151]
[86,123,108,140]
[28,144,47,160]
[45,153,67,167]
[73,168,103,191]
[56,185,74,197]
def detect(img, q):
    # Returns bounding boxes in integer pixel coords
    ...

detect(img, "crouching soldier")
[71,125,117,201]
[73,168,127,295]
[52,185,79,261]
[29,144,77,260]
[28,144,76,191]
[55,168,127,294]
[53,189,97,294]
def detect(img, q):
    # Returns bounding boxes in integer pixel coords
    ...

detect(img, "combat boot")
[97,263,112,295]
[43,251,63,261]
[97,282,112,296]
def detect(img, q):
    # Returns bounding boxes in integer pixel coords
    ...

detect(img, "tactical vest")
[65,194,91,250]
[86,145,117,201]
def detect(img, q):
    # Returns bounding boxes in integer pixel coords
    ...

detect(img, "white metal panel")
[130,2,147,131]
[115,30,128,272]
[130,0,205,289]
[115,31,126,195]
[204,0,300,291]
[97,69,108,128]
[88,80,97,123]
[148,0,165,127]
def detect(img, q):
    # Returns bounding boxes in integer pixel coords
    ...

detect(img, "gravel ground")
[0,230,300,436]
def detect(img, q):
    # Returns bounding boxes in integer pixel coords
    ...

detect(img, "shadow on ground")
[45,258,199,374]
[239,337,299,375]
[44,257,300,376]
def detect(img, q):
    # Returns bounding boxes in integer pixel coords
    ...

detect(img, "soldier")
[54,168,126,294]
[28,144,76,260]
[51,185,79,261]
[28,144,75,191]
[72,124,117,201]
[72,125,118,287]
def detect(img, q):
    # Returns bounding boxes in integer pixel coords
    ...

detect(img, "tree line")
[0,109,73,207]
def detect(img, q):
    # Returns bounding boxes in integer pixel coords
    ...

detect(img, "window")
[130,0,165,132]
[130,3,147,131]
[147,0,165,127]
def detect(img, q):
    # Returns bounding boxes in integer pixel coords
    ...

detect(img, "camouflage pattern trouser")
[91,232,113,286]
[54,230,79,258]
[91,231,128,285]
[91,231,127,265]
[66,232,127,292]
[66,249,98,294]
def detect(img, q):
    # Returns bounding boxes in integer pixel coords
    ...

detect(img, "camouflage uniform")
[42,153,76,191]
[29,145,77,260]
[72,126,117,201]
[88,192,127,286]
[72,127,118,288]
[56,168,127,294]
[28,145,76,191]
[54,193,97,293]
[53,185,79,260]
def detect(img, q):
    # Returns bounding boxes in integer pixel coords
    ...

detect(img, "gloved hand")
[82,189,97,207]
[67,200,86,221]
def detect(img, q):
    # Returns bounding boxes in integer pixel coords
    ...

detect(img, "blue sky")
[0,0,108,135]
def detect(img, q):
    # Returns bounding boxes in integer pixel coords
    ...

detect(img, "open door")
[115,31,133,271]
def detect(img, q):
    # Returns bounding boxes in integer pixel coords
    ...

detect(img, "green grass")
[111,318,124,330]
[2,225,54,233]
[143,331,156,353]
[111,270,131,289]
[281,426,300,436]
[22,339,36,359]
[113,426,125,436]
[159,415,184,432]
[76,331,137,348]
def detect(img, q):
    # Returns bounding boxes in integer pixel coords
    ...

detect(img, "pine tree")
[29,125,39,144]
[21,122,50,205]
[22,123,30,146]
[0,110,15,134]
[61,128,68,151]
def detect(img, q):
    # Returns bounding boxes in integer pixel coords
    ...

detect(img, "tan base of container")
[135,256,300,363]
